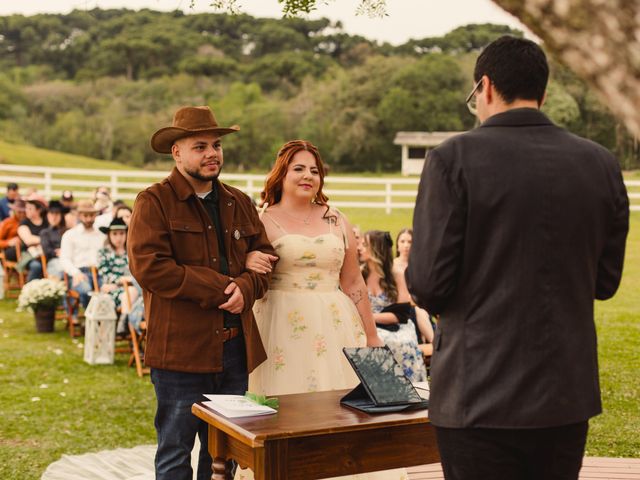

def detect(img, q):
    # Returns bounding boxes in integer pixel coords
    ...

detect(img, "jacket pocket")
[169,220,205,264]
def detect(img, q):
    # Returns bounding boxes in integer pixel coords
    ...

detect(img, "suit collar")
[167,167,236,202]
[480,108,554,129]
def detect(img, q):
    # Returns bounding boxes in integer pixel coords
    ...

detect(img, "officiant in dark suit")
[407,36,629,480]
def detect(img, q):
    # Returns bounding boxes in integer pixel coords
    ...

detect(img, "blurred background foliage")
[0,9,637,171]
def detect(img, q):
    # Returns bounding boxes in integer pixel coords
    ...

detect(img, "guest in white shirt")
[60,199,105,311]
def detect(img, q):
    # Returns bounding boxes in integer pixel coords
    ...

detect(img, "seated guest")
[60,190,77,228]
[114,204,132,226]
[59,199,105,314]
[0,199,26,261]
[393,228,434,356]
[359,229,427,382]
[93,188,113,230]
[97,218,140,334]
[40,200,68,279]
[0,182,20,221]
[18,193,49,282]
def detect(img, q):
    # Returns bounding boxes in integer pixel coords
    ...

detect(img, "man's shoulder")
[221,182,254,206]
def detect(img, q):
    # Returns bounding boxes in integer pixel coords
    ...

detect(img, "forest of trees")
[0,9,637,171]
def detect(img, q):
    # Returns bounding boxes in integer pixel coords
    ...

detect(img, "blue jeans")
[67,266,99,309]
[151,335,248,480]
[26,258,43,283]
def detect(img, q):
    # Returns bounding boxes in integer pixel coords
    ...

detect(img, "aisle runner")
[41,440,200,480]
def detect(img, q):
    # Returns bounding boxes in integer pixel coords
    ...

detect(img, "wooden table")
[192,389,440,480]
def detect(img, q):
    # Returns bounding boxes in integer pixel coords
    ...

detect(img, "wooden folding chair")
[121,278,149,377]
[1,247,25,299]
[63,266,99,337]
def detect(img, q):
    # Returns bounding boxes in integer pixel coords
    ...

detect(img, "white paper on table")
[203,394,277,418]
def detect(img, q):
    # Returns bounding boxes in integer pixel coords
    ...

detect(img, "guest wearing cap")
[60,199,105,313]
[0,199,26,261]
[18,193,49,282]
[40,200,69,280]
[0,182,20,221]
[60,190,77,228]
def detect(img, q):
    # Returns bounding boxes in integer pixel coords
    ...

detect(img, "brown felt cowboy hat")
[150,106,240,154]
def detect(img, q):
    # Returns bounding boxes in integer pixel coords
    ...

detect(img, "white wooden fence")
[0,164,638,213]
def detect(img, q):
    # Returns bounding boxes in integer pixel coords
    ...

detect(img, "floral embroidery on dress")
[352,314,365,338]
[314,334,327,356]
[288,310,307,339]
[298,251,316,261]
[330,303,342,328]
[306,369,318,392]
[273,347,285,371]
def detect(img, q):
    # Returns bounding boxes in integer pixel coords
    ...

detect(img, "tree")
[261,0,640,138]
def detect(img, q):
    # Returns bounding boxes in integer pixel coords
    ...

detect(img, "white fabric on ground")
[41,439,201,480]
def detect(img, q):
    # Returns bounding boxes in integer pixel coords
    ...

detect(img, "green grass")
[0,212,637,479]
[0,140,132,170]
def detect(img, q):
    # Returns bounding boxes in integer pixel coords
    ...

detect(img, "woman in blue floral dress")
[358,230,427,383]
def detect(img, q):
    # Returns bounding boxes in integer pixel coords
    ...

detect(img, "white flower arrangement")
[17,278,67,313]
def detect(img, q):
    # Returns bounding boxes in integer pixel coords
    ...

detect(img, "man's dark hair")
[7,182,18,191]
[474,36,549,105]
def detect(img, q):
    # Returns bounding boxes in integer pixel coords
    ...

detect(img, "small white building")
[394,131,463,175]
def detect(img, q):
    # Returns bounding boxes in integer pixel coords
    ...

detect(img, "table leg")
[211,457,232,480]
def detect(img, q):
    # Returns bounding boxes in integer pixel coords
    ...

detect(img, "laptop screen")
[343,346,424,405]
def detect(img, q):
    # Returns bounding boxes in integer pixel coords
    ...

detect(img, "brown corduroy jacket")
[128,167,274,373]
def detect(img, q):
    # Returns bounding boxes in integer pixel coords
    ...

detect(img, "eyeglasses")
[465,79,483,116]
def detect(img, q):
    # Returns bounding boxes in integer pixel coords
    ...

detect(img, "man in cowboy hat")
[60,199,105,312]
[128,106,275,480]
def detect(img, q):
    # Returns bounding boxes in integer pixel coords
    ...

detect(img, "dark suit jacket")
[407,108,629,429]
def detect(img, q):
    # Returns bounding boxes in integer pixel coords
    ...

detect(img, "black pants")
[435,421,588,480]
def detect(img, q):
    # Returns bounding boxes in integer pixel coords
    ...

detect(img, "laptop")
[341,346,429,414]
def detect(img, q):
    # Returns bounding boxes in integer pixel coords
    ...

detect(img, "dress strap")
[262,209,288,234]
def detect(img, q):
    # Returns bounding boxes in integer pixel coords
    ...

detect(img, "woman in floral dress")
[237,140,408,480]
[359,230,427,383]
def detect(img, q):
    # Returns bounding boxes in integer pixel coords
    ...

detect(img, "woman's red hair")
[261,140,329,207]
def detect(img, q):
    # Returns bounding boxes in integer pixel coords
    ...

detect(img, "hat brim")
[150,126,240,154]
[99,225,127,234]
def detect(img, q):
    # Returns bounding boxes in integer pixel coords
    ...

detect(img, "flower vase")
[34,307,55,333]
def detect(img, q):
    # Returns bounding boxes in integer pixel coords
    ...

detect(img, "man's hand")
[218,281,245,314]
[10,237,21,247]
[72,272,88,287]
[245,251,279,274]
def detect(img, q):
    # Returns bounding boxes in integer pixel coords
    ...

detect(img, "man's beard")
[184,164,222,182]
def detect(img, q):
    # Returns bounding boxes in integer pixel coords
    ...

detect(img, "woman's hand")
[366,333,385,347]
[245,250,278,274]
[101,283,117,293]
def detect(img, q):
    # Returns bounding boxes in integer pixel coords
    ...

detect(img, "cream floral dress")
[236,212,408,480]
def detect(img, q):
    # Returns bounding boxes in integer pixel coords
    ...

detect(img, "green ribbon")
[245,391,279,410]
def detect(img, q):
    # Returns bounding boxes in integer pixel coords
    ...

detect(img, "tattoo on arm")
[349,289,364,305]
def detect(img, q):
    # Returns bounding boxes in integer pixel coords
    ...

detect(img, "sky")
[0,0,530,45]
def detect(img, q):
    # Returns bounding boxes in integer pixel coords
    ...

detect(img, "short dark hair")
[474,36,549,105]
[7,183,18,191]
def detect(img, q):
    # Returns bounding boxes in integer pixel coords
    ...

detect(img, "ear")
[539,90,548,108]
[482,75,493,104]
[171,142,180,163]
